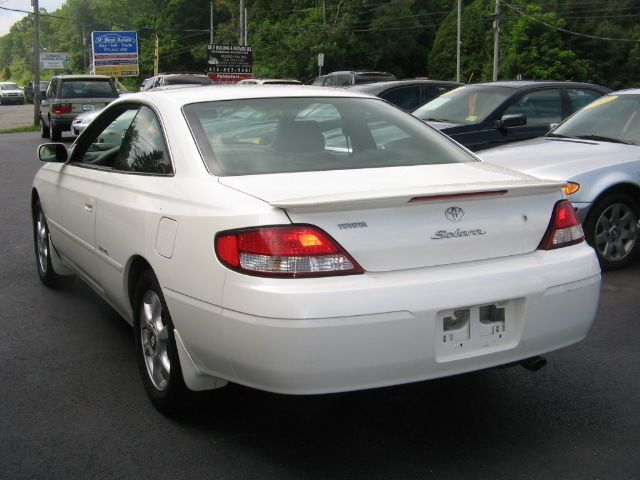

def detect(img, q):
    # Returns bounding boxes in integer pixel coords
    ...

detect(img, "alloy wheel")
[139,290,171,391]
[594,202,638,262]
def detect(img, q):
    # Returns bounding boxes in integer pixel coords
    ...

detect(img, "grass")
[0,124,40,133]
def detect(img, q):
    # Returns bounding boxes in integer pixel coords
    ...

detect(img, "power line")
[503,1,640,42]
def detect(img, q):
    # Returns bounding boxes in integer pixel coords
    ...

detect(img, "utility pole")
[82,23,86,74]
[210,1,214,44]
[244,7,248,46]
[153,35,159,76]
[492,0,500,81]
[32,0,40,126]
[456,0,461,83]
[323,0,326,24]
[239,0,244,46]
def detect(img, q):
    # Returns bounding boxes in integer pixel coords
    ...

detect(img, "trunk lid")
[219,163,564,272]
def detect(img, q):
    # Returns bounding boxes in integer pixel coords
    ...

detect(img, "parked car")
[237,78,302,85]
[413,81,610,151]
[310,70,396,86]
[0,81,25,105]
[32,86,600,413]
[71,107,104,136]
[347,79,462,111]
[142,73,213,91]
[40,74,119,141]
[24,80,49,103]
[482,89,640,270]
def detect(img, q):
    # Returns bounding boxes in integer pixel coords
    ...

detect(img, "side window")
[77,108,139,166]
[46,78,57,98]
[567,88,602,112]
[503,89,562,126]
[381,86,421,110]
[335,74,352,86]
[112,106,172,174]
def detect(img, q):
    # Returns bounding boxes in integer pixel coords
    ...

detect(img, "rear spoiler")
[269,179,566,213]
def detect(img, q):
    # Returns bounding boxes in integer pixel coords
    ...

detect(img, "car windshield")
[39,81,49,88]
[550,94,640,146]
[1,83,19,90]
[413,85,514,125]
[60,80,117,99]
[183,96,475,176]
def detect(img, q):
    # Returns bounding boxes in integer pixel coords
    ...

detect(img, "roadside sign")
[207,45,253,74]
[91,31,139,77]
[208,73,253,84]
[317,53,324,67]
[40,53,70,69]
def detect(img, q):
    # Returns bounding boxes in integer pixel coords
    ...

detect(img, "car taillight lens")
[53,103,72,114]
[215,225,364,277]
[538,200,584,250]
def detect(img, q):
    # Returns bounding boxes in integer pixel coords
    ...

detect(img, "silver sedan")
[482,89,640,270]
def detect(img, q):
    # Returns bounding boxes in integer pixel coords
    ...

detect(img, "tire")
[40,118,50,138]
[134,270,189,413]
[33,200,73,287]
[51,123,61,142]
[584,192,640,271]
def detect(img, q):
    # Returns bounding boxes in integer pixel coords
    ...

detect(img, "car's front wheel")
[134,270,189,413]
[584,192,640,270]
[33,200,73,287]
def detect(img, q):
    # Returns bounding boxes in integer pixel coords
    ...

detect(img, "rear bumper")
[50,117,73,131]
[166,243,601,394]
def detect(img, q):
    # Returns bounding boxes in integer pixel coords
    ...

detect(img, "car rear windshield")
[60,80,117,99]
[552,94,640,145]
[164,76,212,86]
[413,85,514,124]
[183,96,476,176]
[1,83,19,90]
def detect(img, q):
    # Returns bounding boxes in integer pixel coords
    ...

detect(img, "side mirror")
[498,113,527,129]
[38,143,68,163]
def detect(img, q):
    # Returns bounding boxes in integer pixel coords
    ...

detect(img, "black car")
[347,79,462,111]
[24,80,49,103]
[413,81,610,151]
[310,70,396,87]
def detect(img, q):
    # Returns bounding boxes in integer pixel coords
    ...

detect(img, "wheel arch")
[586,182,640,221]
[126,255,154,312]
[31,188,41,220]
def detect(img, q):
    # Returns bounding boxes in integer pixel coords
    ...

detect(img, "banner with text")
[91,31,139,77]
[207,45,253,74]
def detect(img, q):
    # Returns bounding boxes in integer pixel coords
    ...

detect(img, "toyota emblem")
[445,206,464,222]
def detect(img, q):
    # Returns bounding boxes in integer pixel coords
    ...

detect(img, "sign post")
[91,31,139,77]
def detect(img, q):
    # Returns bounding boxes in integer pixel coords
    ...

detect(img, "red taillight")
[539,200,584,250]
[52,103,72,114]
[215,225,363,277]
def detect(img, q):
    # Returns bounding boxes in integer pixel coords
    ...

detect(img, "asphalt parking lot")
[0,103,36,130]
[1,132,639,480]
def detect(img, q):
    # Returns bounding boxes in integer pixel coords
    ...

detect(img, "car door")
[93,105,175,312]
[495,88,563,147]
[47,106,139,288]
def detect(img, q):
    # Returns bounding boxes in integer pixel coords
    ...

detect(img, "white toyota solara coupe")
[32,86,601,412]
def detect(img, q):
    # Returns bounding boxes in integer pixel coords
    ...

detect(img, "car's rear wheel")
[33,200,73,287]
[50,123,61,141]
[134,270,189,413]
[40,118,50,138]
[584,193,640,271]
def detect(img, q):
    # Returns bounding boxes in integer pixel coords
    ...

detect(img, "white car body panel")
[32,86,602,395]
